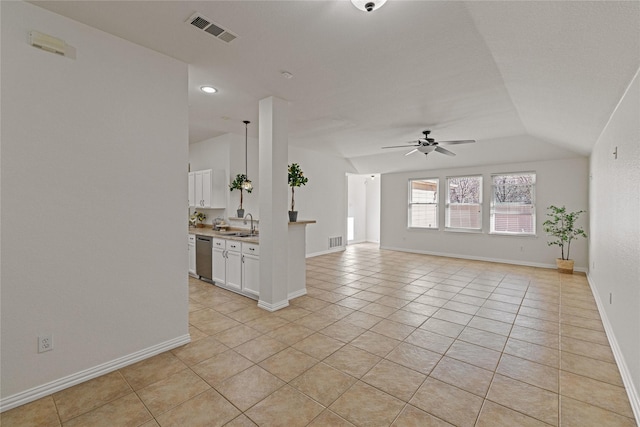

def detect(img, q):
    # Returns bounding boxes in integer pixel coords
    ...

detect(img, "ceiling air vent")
[187,12,238,43]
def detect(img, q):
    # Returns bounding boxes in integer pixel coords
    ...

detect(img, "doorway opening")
[346,173,381,246]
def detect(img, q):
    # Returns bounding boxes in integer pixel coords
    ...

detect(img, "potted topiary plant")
[229,173,252,218]
[542,205,587,274]
[288,163,308,222]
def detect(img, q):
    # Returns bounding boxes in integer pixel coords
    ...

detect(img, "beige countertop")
[188,220,315,244]
[188,227,259,244]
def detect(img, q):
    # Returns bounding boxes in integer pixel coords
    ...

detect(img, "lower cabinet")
[188,234,196,277]
[225,241,242,291]
[211,238,256,297]
[242,243,260,297]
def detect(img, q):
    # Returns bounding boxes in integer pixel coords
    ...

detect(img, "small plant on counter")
[229,173,252,217]
[190,211,206,228]
[288,163,308,222]
[543,205,587,273]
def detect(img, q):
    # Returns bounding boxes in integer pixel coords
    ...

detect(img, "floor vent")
[186,13,238,43]
[329,236,343,249]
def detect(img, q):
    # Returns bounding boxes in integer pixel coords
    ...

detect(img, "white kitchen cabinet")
[188,234,196,277]
[189,169,226,209]
[188,173,196,207]
[212,238,226,284]
[242,243,260,297]
[211,238,242,291]
[226,241,242,291]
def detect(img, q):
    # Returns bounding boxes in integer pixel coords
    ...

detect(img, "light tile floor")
[3,243,637,426]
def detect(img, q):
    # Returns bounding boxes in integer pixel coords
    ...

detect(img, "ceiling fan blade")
[405,148,418,156]
[435,146,456,156]
[438,139,476,145]
[382,144,420,149]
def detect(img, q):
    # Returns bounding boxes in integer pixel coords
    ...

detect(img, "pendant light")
[242,120,253,191]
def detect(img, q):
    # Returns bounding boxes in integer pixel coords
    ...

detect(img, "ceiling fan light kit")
[382,130,476,158]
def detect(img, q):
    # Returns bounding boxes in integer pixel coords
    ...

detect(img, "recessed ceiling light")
[200,86,218,94]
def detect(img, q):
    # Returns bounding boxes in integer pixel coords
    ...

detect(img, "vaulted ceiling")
[31,1,639,173]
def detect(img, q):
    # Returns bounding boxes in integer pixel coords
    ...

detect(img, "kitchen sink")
[219,231,257,238]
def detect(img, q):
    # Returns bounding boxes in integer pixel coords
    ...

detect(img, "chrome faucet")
[243,213,255,235]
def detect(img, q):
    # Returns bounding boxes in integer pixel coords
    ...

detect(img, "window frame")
[489,171,537,236]
[407,178,439,230]
[445,175,483,232]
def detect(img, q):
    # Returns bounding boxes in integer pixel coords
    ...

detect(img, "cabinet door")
[226,250,242,291]
[201,170,212,208]
[188,172,196,207]
[188,235,196,275]
[212,247,226,284]
[194,172,204,207]
[242,254,260,297]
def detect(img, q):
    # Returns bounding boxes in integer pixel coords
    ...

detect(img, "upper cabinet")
[189,169,226,209]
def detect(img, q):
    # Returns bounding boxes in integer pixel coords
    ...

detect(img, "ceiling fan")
[382,130,475,157]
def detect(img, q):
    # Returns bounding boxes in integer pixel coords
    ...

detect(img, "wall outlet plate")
[38,334,53,353]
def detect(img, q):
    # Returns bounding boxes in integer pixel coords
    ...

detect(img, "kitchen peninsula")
[189,220,315,307]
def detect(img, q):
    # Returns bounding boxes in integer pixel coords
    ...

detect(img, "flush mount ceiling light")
[351,0,387,12]
[200,86,217,94]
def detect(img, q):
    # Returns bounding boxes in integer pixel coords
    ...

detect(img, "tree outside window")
[408,179,439,229]
[491,172,536,235]
[446,176,482,230]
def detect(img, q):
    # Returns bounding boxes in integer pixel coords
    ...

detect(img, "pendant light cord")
[244,120,250,180]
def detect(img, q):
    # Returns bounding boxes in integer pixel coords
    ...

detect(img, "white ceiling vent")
[186,12,238,43]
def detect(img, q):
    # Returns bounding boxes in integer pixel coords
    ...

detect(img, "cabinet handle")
[241,255,244,263]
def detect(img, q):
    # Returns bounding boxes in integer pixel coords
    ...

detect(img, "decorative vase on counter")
[237,208,245,218]
[289,211,298,222]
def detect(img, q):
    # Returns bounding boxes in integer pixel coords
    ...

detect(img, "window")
[446,176,482,230]
[490,172,536,235]
[408,179,438,228]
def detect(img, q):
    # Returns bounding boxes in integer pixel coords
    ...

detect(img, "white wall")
[188,132,259,224]
[366,174,381,243]
[1,1,189,408]
[347,174,368,243]
[589,69,640,417]
[380,157,589,269]
[289,147,357,256]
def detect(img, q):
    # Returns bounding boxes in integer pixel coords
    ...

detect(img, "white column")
[258,96,290,311]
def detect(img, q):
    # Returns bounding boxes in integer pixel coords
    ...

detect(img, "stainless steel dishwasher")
[195,235,213,281]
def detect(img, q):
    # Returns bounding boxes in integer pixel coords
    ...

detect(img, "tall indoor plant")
[288,163,308,222]
[542,205,587,274]
[229,173,252,218]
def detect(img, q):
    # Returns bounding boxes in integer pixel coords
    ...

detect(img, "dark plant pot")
[288,211,298,222]
[237,209,245,218]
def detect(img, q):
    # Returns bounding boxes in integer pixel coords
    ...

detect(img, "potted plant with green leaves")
[190,211,206,228]
[288,163,308,222]
[542,205,587,274]
[229,173,252,218]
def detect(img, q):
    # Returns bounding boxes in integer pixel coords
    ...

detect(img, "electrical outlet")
[38,334,53,353]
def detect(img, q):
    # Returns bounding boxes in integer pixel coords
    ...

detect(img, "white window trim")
[445,175,483,232]
[408,178,439,230]
[489,171,536,237]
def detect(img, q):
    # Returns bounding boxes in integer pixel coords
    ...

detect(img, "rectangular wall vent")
[329,236,343,249]
[186,13,238,43]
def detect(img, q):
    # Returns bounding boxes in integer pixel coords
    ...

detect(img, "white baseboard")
[288,288,307,300]
[587,273,640,424]
[258,299,289,312]
[306,246,345,258]
[378,245,588,272]
[0,334,191,413]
